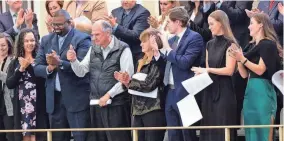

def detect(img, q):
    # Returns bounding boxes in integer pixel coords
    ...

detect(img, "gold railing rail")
[0,125,283,141]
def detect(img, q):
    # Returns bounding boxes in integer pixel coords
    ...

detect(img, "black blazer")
[6,59,48,141]
[111,4,150,54]
[219,1,253,48]
[0,11,39,41]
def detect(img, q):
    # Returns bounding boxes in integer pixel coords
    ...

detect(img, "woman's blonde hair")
[209,10,239,46]
[251,13,283,57]
[137,28,163,72]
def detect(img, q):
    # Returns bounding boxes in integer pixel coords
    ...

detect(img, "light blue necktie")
[163,36,179,85]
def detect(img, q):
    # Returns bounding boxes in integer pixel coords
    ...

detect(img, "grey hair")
[94,20,113,34]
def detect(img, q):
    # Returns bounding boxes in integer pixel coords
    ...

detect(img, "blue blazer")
[167,28,204,101]
[258,1,283,45]
[111,4,150,54]
[34,28,91,114]
[0,11,39,41]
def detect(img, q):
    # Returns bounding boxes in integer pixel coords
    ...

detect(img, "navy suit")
[34,28,91,141]
[258,1,283,45]
[165,28,203,141]
[111,4,150,66]
[0,11,39,41]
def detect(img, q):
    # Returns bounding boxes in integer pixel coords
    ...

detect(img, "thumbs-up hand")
[67,45,77,62]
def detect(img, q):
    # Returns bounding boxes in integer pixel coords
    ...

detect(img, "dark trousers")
[49,91,90,141]
[133,110,166,141]
[0,114,14,141]
[89,104,131,141]
[232,73,247,125]
[165,88,198,141]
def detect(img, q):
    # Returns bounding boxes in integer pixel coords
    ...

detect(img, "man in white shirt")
[67,20,133,141]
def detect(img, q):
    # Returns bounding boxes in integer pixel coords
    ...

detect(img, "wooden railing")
[0,125,283,141]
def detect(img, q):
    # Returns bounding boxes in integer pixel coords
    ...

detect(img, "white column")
[2,1,6,13]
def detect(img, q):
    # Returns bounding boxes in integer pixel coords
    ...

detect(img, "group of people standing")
[0,0,282,141]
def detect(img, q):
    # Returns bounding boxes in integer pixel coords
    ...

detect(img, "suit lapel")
[121,4,138,25]
[59,29,74,55]
[6,12,14,27]
[116,8,124,25]
[269,2,278,16]
[51,35,59,53]
[176,28,190,51]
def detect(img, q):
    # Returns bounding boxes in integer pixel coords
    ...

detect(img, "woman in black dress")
[191,10,238,141]
[6,28,47,141]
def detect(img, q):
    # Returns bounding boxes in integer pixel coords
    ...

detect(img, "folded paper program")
[90,99,112,105]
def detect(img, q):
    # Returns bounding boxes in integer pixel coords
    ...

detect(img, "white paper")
[177,95,203,127]
[132,73,147,81]
[272,70,284,95]
[128,88,158,98]
[90,99,112,105]
[182,72,213,95]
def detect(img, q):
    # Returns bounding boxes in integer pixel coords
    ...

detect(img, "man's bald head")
[54,9,71,22]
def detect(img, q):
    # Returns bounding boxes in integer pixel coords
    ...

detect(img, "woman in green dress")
[229,13,282,141]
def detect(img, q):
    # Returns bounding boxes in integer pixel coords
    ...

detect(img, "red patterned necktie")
[269,0,275,11]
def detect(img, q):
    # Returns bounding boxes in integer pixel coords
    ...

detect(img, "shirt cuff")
[13,25,20,33]
[46,66,53,75]
[112,23,118,33]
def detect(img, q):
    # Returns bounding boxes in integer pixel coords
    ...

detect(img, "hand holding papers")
[176,72,213,127]
[272,70,284,94]
[128,73,158,98]
[177,95,203,127]
[90,99,112,105]
[182,72,213,95]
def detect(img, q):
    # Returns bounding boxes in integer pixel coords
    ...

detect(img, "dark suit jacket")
[167,28,204,101]
[111,4,150,54]
[258,1,283,45]
[0,11,39,41]
[220,1,253,48]
[34,28,91,114]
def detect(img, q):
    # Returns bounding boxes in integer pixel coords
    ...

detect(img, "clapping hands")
[114,71,131,87]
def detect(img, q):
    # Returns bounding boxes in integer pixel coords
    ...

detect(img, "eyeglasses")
[51,21,68,28]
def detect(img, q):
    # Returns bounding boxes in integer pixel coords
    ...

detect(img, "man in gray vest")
[67,20,133,141]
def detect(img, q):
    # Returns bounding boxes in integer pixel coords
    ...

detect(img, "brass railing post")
[47,131,52,141]
[225,128,230,141]
[279,127,283,141]
[133,129,138,141]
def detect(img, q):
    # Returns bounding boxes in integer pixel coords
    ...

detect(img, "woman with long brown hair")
[0,33,15,141]
[229,13,282,141]
[6,28,48,141]
[191,10,237,141]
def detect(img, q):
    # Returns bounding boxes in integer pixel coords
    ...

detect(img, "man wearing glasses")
[34,9,91,141]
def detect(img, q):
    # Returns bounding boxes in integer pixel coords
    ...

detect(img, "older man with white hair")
[67,20,133,141]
